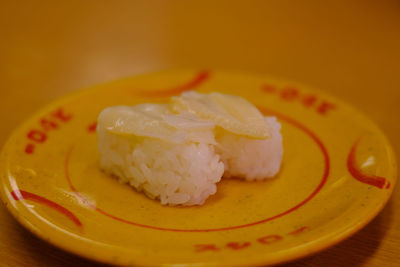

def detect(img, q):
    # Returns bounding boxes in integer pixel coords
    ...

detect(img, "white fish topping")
[98,104,216,144]
[171,91,270,139]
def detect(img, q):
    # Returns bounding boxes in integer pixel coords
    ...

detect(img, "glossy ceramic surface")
[0,70,396,266]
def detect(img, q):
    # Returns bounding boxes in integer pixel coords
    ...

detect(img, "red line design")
[88,122,97,133]
[195,244,220,252]
[288,226,309,235]
[262,85,277,93]
[25,144,35,154]
[138,71,210,97]
[257,235,283,244]
[347,138,386,189]
[66,107,330,232]
[386,181,391,189]
[10,190,82,228]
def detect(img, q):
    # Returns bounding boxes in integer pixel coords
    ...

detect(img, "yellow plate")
[0,70,397,266]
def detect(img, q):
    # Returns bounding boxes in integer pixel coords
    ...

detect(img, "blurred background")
[0,0,399,266]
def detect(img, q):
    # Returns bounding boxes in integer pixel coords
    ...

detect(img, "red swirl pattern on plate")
[138,70,210,97]
[11,190,82,228]
[347,138,387,189]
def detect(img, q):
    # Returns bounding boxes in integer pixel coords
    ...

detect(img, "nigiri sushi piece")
[97,104,224,205]
[171,91,283,181]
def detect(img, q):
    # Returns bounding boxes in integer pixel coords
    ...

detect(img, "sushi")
[97,92,283,205]
[171,92,283,180]
[97,104,224,205]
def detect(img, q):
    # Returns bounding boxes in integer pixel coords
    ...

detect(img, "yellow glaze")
[0,70,397,266]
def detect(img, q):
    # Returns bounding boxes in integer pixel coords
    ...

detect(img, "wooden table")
[1,1,399,266]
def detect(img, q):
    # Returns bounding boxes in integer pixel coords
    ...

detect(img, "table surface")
[0,1,399,266]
